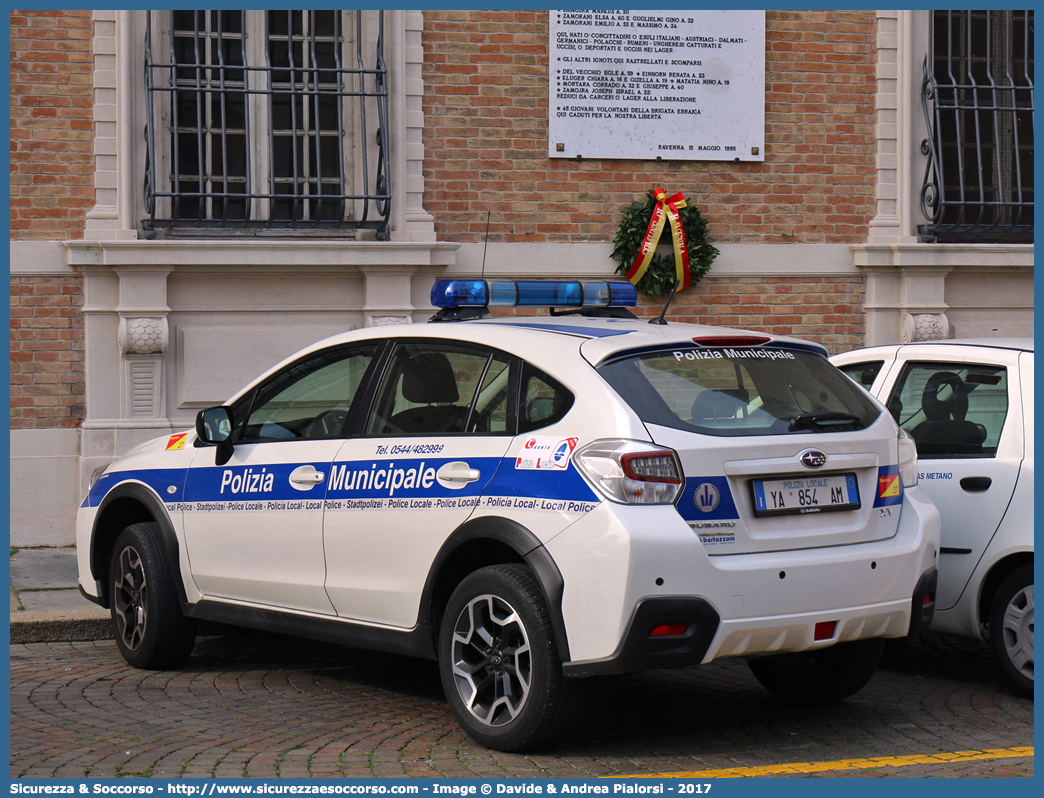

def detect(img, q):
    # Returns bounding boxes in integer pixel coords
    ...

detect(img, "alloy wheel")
[113,545,148,652]
[450,594,533,727]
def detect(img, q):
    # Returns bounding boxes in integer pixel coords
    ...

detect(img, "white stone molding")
[65,239,461,425]
[901,313,950,343]
[125,357,164,418]
[84,11,122,239]
[119,316,168,355]
[392,10,437,242]
[868,10,931,245]
[853,243,1033,345]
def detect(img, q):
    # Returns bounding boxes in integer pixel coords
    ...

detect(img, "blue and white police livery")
[78,279,940,752]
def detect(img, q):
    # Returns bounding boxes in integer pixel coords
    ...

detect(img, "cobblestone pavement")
[10,631,1033,779]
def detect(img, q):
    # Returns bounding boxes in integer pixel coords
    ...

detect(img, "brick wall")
[10,10,92,430]
[422,10,874,350]
[10,9,94,240]
[487,276,866,355]
[664,275,865,354]
[10,278,86,429]
[422,10,876,244]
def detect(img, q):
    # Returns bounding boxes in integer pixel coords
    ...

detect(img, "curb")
[10,611,114,644]
[10,612,246,645]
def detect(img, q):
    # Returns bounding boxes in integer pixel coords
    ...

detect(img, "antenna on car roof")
[480,211,490,279]
[649,280,680,325]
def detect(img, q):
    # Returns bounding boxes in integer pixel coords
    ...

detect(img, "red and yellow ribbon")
[625,187,692,290]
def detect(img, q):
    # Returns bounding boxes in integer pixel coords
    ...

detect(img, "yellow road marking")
[629,746,1034,778]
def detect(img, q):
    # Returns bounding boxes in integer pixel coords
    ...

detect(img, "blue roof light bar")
[431,279,637,309]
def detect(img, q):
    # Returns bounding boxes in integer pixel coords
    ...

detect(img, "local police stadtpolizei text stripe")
[91,456,600,509]
[625,745,1034,778]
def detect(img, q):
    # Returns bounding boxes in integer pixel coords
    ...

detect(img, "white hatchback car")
[832,340,1033,695]
[79,279,940,751]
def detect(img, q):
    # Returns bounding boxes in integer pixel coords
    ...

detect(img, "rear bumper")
[564,566,937,677]
[553,487,941,670]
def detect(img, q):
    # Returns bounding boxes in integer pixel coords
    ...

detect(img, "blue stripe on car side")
[93,457,600,507]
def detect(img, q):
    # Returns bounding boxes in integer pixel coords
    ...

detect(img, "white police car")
[78,279,940,751]
[832,339,1033,695]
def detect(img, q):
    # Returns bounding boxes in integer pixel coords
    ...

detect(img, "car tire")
[747,638,885,703]
[989,565,1034,697]
[109,522,196,669]
[438,564,583,751]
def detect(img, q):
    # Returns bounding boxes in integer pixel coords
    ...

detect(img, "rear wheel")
[109,522,196,669]
[438,564,583,751]
[747,638,885,703]
[989,565,1033,697]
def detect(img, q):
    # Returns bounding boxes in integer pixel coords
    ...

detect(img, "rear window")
[597,346,882,437]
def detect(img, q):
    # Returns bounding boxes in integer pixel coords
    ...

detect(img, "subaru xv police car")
[78,279,940,752]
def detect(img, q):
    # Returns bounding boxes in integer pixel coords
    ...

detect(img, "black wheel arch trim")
[89,481,187,608]
[418,515,571,663]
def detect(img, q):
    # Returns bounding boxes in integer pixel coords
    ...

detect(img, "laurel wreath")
[610,190,718,298]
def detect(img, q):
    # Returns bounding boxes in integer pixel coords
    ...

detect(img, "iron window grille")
[919,10,1034,243]
[144,10,390,238]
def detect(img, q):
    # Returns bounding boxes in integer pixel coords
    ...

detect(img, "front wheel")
[747,638,885,703]
[989,565,1034,697]
[438,564,583,751]
[109,522,196,669]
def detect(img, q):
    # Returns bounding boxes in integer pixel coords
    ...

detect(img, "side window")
[234,345,378,442]
[471,356,512,434]
[837,360,884,389]
[519,363,574,434]
[366,342,510,436]
[889,361,1008,458]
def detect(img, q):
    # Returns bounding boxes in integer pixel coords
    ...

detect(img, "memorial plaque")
[549,10,765,161]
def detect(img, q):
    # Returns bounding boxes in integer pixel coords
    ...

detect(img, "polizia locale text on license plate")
[751,473,859,517]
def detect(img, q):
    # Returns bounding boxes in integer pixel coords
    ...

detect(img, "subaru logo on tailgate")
[800,449,827,469]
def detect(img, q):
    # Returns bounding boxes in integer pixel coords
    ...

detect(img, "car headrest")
[401,352,459,404]
[922,371,968,422]
[691,390,745,421]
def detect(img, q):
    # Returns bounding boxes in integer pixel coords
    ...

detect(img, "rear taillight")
[898,428,918,488]
[574,440,684,504]
[621,451,683,483]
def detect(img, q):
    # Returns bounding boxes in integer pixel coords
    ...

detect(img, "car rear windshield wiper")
[789,411,864,431]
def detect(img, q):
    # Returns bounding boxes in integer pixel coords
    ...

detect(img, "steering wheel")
[307,408,349,438]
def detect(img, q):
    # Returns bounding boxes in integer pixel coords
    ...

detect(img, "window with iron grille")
[919,10,1033,243]
[144,10,390,238]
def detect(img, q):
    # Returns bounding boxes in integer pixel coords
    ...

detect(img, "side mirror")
[195,406,235,466]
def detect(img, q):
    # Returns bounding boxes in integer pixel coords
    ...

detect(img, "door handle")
[289,465,326,490]
[436,461,481,489]
[960,476,992,492]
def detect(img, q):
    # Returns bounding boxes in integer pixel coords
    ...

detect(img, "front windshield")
[597,346,881,437]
